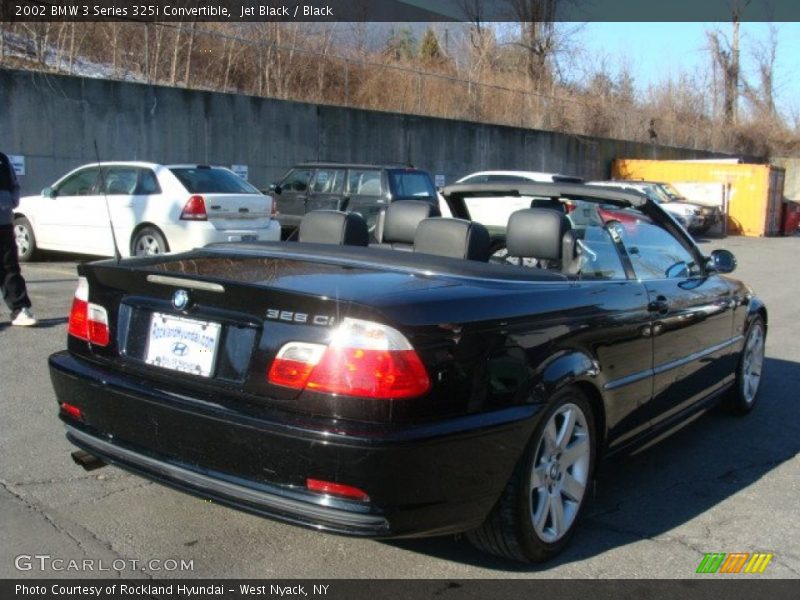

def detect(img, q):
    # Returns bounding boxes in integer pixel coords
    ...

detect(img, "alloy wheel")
[741,322,765,405]
[134,235,163,256]
[14,223,30,256]
[529,402,591,543]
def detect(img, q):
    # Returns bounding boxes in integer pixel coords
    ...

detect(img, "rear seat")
[298,210,369,246]
[505,208,581,273]
[373,200,439,251]
[413,217,490,261]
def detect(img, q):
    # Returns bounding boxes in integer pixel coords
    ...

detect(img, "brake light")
[306,478,370,502]
[180,195,207,221]
[268,318,430,399]
[269,196,278,217]
[67,277,110,346]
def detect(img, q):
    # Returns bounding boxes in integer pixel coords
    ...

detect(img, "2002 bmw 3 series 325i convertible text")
[49,183,766,563]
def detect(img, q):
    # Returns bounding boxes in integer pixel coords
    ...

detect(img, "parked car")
[588,180,709,231]
[269,162,438,235]
[14,163,280,261]
[453,171,583,227]
[51,182,765,563]
[621,180,721,233]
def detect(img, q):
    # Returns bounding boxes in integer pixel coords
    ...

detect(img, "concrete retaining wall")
[1,68,726,196]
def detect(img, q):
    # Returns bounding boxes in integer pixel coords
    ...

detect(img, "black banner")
[4,0,800,22]
[4,580,800,600]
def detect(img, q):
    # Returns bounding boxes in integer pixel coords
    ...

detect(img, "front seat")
[373,200,439,251]
[413,218,490,261]
[298,210,369,246]
[506,208,579,272]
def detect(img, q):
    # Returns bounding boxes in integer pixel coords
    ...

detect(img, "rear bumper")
[49,352,538,538]
[164,219,282,251]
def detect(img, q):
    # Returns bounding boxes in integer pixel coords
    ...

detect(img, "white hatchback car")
[14,162,280,261]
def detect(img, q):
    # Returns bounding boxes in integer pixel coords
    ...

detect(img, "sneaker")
[11,307,38,327]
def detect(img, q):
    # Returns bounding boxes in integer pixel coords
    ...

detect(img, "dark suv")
[269,163,438,235]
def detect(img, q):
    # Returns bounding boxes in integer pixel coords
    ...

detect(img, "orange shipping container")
[612,159,785,236]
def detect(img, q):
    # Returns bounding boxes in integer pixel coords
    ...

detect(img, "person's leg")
[0,224,33,316]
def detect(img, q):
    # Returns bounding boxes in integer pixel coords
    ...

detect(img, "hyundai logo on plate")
[171,342,189,357]
[172,289,190,310]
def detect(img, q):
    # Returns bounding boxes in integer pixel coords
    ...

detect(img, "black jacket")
[0,152,21,226]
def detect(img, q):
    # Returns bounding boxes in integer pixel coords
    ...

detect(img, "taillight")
[180,195,207,221]
[68,276,110,346]
[267,318,430,399]
[269,196,278,217]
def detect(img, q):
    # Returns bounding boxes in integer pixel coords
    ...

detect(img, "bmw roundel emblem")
[172,289,190,311]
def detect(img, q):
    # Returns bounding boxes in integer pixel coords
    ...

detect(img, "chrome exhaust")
[71,450,106,471]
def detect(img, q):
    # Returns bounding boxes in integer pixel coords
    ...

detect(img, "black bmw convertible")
[49,182,766,563]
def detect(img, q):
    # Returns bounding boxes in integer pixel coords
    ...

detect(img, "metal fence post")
[417,71,423,114]
[344,59,349,107]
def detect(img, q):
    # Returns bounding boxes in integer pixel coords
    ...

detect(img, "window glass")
[574,225,627,280]
[136,169,161,195]
[486,174,533,183]
[617,221,698,280]
[57,168,99,196]
[387,170,435,199]
[170,167,260,194]
[348,169,383,196]
[101,167,139,195]
[279,169,312,192]
[460,174,488,184]
[310,169,346,194]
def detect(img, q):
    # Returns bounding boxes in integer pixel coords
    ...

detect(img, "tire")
[725,316,766,415]
[467,386,596,563]
[14,216,38,262]
[131,226,169,257]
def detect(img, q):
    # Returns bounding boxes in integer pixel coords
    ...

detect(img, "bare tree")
[706,0,752,125]
[742,23,778,120]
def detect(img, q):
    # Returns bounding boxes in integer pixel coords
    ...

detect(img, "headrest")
[414,218,490,261]
[383,200,438,244]
[506,208,571,260]
[298,210,369,246]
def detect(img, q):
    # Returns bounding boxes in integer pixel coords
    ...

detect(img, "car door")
[343,168,385,232]
[304,168,346,213]
[620,221,737,426]
[38,167,101,251]
[274,168,312,229]
[94,166,142,256]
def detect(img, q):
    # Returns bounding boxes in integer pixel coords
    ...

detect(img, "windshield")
[645,185,673,204]
[387,170,436,200]
[170,167,260,194]
[657,183,685,201]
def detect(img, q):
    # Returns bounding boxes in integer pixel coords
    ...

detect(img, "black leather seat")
[413,218,490,261]
[506,208,580,273]
[373,200,438,251]
[297,210,369,246]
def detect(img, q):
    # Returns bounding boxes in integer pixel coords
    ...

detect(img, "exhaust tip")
[71,450,106,471]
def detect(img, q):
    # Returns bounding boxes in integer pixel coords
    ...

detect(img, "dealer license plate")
[145,313,221,378]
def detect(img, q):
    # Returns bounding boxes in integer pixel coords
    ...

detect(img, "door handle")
[648,295,670,315]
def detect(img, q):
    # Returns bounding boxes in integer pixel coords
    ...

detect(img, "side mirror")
[707,249,736,274]
[270,183,281,195]
[42,186,56,198]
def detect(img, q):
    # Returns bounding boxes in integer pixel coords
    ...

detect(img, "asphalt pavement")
[1,237,798,579]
